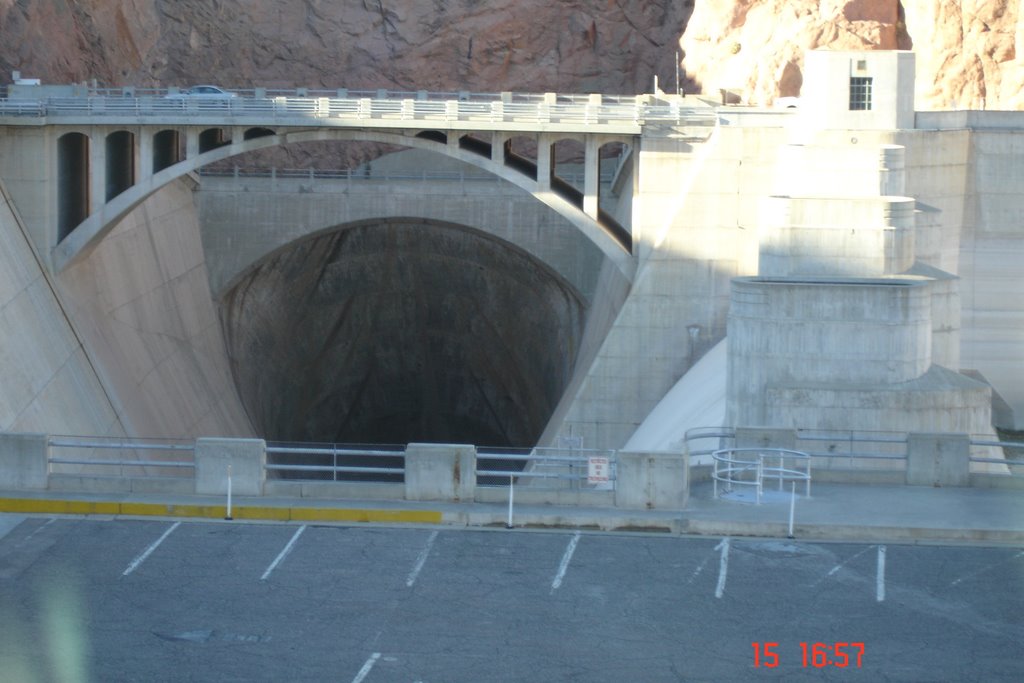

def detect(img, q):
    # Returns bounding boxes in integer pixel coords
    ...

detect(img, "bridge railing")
[196,166,618,186]
[3,89,719,130]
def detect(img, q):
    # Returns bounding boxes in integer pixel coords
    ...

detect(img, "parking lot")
[0,516,1021,681]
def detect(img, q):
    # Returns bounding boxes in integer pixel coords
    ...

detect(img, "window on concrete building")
[849,77,873,110]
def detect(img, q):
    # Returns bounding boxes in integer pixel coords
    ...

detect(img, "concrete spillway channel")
[219,219,586,478]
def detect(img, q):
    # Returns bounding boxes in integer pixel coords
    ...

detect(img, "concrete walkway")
[0,481,1022,545]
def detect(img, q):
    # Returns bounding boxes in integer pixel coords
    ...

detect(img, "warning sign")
[587,456,611,487]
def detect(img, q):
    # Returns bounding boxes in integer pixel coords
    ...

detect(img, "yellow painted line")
[0,498,119,515]
[0,497,443,524]
[290,507,442,524]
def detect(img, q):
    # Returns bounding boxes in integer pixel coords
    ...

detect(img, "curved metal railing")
[712,447,811,504]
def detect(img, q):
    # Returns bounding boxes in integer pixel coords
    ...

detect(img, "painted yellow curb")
[0,497,442,524]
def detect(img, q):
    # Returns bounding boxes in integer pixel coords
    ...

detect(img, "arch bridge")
[0,87,716,279]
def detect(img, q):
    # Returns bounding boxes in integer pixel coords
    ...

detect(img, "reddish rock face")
[680,0,1022,110]
[0,0,693,95]
[0,1,1019,110]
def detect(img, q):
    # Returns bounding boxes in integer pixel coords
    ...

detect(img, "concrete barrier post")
[615,451,689,509]
[195,438,266,496]
[404,443,476,501]
[906,432,970,487]
[0,433,49,490]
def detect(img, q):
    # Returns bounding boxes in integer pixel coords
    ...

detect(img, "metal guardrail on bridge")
[0,88,719,133]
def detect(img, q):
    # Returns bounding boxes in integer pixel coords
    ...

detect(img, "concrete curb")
[679,518,1024,545]
[0,497,443,525]
[2,496,1022,545]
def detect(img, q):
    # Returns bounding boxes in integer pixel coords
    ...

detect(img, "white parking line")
[714,537,731,599]
[950,550,1024,587]
[551,532,581,592]
[122,521,180,576]
[812,545,874,587]
[261,525,306,581]
[351,652,381,683]
[406,530,438,588]
[876,545,886,602]
[23,518,56,542]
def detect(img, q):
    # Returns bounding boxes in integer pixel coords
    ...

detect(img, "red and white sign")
[587,456,611,485]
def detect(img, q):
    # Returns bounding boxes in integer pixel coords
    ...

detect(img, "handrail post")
[756,458,763,504]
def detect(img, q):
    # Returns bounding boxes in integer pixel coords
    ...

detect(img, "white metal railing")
[712,448,811,504]
[48,436,195,477]
[969,437,1024,477]
[685,427,909,470]
[197,166,618,187]
[264,443,405,480]
[0,88,719,132]
[684,427,736,465]
[476,447,617,491]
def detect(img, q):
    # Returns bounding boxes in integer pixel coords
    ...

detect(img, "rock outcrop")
[0,0,691,95]
[680,0,1023,110]
[1,1,1021,110]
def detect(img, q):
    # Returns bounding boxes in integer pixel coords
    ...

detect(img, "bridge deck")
[0,87,717,135]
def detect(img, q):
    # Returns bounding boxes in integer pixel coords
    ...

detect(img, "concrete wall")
[0,181,122,436]
[758,196,916,277]
[955,129,1024,428]
[55,178,253,439]
[197,153,612,304]
[545,123,781,448]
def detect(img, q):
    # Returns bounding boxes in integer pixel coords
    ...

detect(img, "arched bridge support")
[40,123,637,281]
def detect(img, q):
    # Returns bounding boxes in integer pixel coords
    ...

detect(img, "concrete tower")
[727,51,994,435]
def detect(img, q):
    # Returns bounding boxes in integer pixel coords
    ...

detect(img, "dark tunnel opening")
[219,219,587,463]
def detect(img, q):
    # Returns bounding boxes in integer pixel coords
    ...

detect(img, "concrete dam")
[2,50,1024,454]
[219,218,586,447]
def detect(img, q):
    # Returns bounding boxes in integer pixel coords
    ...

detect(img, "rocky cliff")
[0,0,690,95]
[2,1,1021,110]
[681,0,1023,110]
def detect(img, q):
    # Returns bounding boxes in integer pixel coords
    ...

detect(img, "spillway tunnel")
[219,219,586,449]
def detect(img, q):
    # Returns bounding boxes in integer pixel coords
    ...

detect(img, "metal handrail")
[49,458,194,468]
[49,438,195,452]
[476,447,617,489]
[264,464,403,475]
[47,436,196,477]
[197,167,618,186]
[712,448,811,504]
[265,445,402,458]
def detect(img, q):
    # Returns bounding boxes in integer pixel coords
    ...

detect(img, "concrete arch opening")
[199,127,231,153]
[220,218,587,447]
[153,129,183,173]
[57,132,89,242]
[551,137,586,200]
[505,135,539,180]
[244,127,276,140]
[105,130,135,202]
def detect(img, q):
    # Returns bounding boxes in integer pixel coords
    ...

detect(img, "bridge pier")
[583,135,600,220]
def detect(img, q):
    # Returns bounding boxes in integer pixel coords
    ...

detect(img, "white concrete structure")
[726,50,993,437]
[1,51,1023,453]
